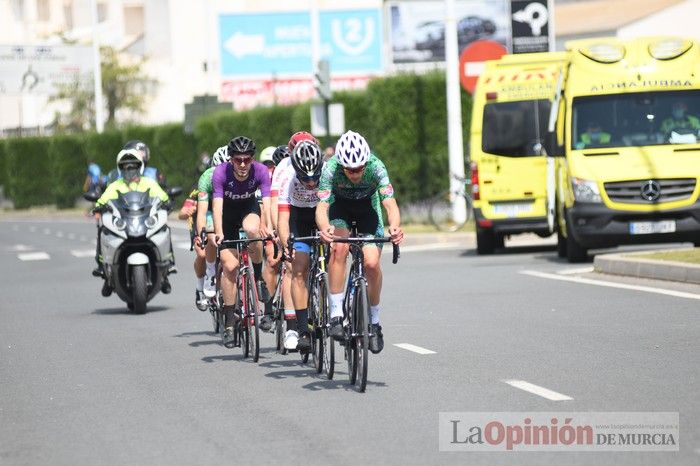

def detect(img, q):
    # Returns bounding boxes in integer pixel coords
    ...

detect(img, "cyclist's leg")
[241,200,267,299]
[203,212,218,297]
[356,198,385,353]
[220,247,241,322]
[290,206,315,349]
[193,231,207,310]
[327,200,351,336]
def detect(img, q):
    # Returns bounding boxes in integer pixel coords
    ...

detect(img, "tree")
[49,46,155,132]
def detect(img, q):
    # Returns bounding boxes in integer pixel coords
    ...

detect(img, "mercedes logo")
[640,180,661,202]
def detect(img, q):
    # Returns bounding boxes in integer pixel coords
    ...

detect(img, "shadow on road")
[301,376,387,392]
[259,359,388,391]
[173,331,215,338]
[459,244,557,258]
[92,305,170,315]
[201,354,244,363]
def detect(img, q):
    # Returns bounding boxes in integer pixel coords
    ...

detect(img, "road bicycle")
[204,231,274,362]
[269,251,289,355]
[331,226,400,392]
[289,234,333,378]
[428,172,474,232]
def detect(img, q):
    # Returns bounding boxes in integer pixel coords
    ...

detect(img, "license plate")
[629,220,676,235]
[492,203,532,218]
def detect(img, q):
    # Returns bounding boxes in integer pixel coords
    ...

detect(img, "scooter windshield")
[114,190,156,238]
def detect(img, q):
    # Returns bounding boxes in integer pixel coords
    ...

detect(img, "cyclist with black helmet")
[265,134,315,338]
[277,140,324,351]
[316,130,404,354]
[212,136,272,348]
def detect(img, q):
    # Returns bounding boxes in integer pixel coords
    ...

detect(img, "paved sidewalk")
[594,250,700,285]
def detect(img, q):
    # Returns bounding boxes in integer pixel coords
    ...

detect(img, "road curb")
[594,251,700,285]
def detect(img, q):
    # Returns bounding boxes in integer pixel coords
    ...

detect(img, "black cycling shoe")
[161,278,172,294]
[168,264,178,275]
[296,332,311,352]
[195,290,208,311]
[369,324,384,354]
[259,314,274,332]
[256,280,270,302]
[101,281,113,297]
[329,317,344,341]
[223,327,236,348]
[92,267,103,278]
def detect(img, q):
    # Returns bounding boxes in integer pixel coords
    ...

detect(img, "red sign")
[459,40,507,94]
[220,76,373,110]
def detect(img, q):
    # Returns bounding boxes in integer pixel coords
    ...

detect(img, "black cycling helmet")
[123,140,150,164]
[228,136,256,156]
[272,145,291,165]
[291,140,323,182]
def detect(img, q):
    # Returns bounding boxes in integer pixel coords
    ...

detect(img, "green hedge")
[49,135,87,207]
[1,71,472,208]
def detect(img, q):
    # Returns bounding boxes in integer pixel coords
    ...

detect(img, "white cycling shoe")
[283,330,299,350]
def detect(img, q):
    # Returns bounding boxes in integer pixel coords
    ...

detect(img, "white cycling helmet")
[336,130,370,168]
[211,145,230,167]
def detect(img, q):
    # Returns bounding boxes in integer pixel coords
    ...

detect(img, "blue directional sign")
[219,9,382,77]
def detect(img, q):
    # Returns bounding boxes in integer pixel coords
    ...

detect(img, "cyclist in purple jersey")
[212,136,272,348]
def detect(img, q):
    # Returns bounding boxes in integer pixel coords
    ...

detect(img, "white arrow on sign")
[224,31,266,59]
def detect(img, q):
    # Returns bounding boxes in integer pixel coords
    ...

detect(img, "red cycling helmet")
[288,131,318,151]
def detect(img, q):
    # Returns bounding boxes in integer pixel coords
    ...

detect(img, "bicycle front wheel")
[354,280,370,392]
[428,190,471,232]
[246,272,260,362]
[309,277,323,374]
[319,275,334,380]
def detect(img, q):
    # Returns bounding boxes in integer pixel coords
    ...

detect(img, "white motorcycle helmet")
[116,149,145,183]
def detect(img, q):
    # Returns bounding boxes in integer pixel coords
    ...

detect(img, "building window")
[97,2,107,22]
[12,0,24,21]
[37,0,50,21]
[63,1,73,30]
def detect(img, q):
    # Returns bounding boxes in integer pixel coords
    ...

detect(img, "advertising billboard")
[219,9,382,77]
[389,0,509,64]
[0,44,93,95]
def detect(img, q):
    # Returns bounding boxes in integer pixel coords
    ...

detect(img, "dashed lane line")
[18,252,50,261]
[520,270,700,301]
[71,250,95,258]
[394,343,437,355]
[503,379,573,401]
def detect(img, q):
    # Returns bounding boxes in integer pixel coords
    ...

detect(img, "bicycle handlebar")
[330,236,400,264]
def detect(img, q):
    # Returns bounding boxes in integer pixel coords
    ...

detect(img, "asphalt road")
[1,214,698,465]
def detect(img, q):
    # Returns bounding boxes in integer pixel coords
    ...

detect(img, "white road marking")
[557,266,594,275]
[43,228,51,235]
[394,343,436,355]
[79,235,87,242]
[29,226,36,232]
[10,244,33,252]
[56,231,64,238]
[520,270,700,301]
[67,233,76,240]
[18,252,50,261]
[175,241,192,250]
[399,242,461,253]
[503,379,573,401]
[71,250,95,258]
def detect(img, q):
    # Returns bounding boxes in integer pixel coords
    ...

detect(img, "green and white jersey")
[317,154,395,204]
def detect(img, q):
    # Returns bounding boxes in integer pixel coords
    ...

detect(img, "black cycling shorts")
[222,198,261,242]
[328,197,383,237]
[290,206,316,251]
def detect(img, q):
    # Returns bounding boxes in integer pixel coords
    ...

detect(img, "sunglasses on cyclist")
[343,165,366,174]
[232,156,253,165]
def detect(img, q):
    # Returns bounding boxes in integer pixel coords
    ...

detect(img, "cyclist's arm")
[315,200,331,231]
[278,208,291,254]
[196,199,208,233]
[382,197,401,230]
[260,196,270,236]
[213,198,223,239]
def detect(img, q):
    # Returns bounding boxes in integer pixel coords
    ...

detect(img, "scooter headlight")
[113,217,126,230]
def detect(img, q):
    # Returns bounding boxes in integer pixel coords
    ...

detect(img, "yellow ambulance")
[470,52,567,254]
[550,37,700,262]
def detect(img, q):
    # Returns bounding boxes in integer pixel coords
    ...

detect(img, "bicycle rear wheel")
[246,272,260,362]
[346,287,357,385]
[354,280,370,392]
[428,190,472,232]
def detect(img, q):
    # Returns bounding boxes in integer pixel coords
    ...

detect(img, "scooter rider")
[92,149,170,295]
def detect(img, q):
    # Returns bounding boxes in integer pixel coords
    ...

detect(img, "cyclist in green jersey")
[316,130,404,354]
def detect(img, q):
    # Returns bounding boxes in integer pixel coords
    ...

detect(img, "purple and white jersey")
[212,161,271,202]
